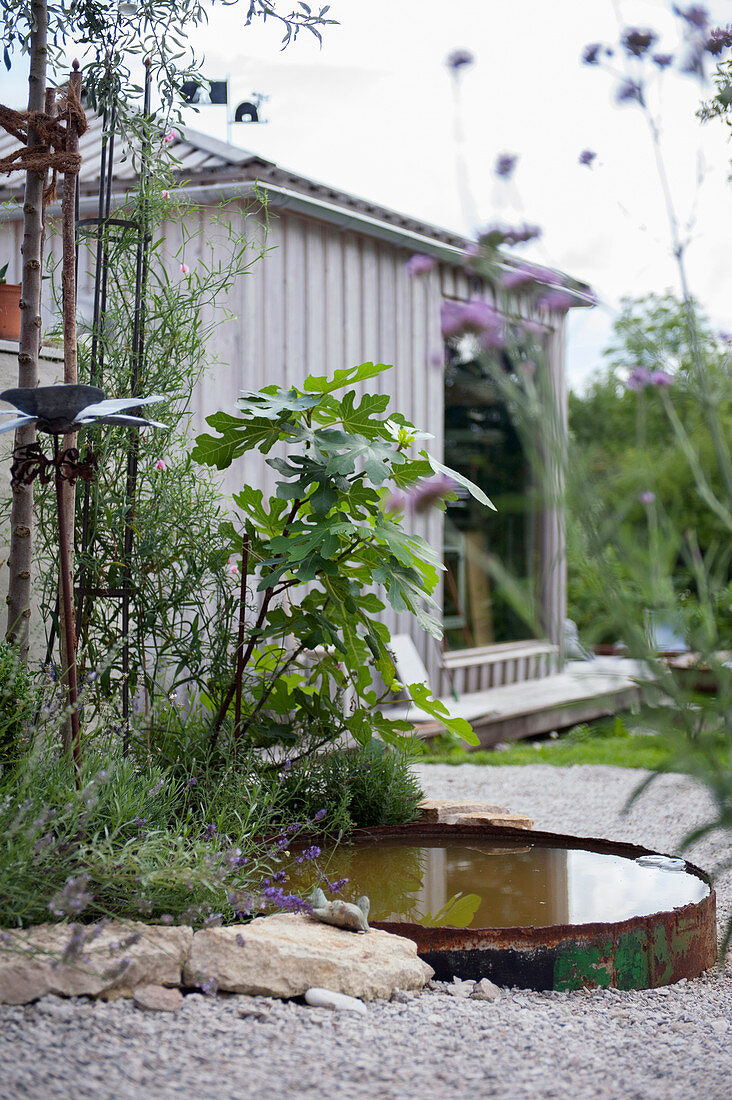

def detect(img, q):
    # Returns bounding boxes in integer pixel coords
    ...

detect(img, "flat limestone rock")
[133,984,183,1013]
[0,922,192,1005]
[184,914,434,1002]
[447,811,534,830]
[418,799,510,823]
[417,799,533,829]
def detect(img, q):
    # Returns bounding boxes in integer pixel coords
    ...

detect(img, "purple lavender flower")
[302,845,322,861]
[446,49,474,71]
[148,778,165,797]
[132,816,148,826]
[650,369,674,388]
[406,253,436,277]
[186,776,198,788]
[49,873,93,918]
[582,43,602,65]
[537,289,575,312]
[324,877,349,893]
[262,885,309,912]
[494,153,518,179]
[201,976,219,996]
[639,491,656,504]
[615,78,645,105]
[579,149,596,167]
[652,52,674,68]
[621,28,657,57]
[312,808,327,822]
[235,934,246,948]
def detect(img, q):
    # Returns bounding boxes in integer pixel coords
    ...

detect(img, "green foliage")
[0,641,41,766]
[193,364,481,748]
[275,740,425,832]
[422,715,676,771]
[567,294,732,640]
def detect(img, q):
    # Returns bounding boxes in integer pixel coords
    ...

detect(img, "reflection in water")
[289,840,709,929]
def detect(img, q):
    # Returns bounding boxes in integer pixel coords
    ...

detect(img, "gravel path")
[1,764,730,1100]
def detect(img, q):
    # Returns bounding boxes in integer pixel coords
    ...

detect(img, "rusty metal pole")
[57,61,83,760]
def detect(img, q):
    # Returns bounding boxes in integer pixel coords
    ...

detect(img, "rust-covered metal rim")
[345,822,717,991]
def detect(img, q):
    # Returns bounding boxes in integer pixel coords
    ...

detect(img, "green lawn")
[419,713,678,771]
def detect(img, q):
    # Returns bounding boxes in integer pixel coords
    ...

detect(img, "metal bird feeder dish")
[293,823,716,991]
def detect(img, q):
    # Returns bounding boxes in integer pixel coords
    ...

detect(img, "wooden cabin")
[1,114,624,738]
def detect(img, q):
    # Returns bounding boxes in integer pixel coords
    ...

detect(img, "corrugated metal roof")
[0,107,594,302]
[0,109,467,247]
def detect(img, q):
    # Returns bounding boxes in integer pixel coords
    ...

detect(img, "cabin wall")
[0,199,568,691]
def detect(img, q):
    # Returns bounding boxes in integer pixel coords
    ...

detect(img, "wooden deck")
[386,657,653,747]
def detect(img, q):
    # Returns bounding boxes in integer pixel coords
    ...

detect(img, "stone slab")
[184,914,434,1002]
[0,922,192,1005]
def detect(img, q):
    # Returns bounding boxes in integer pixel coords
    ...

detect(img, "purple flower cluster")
[621,28,657,57]
[500,261,547,290]
[578,149,597,167]
[480,223,541,249]
[706,26,732,55]
[49,873,94,918]
[537,289,575,312]
[582,43,602,65]
[674,5,709,30]
[406,253,436,277]
[652,53,674,68]
[494,153,518,179]
[639,491,656,505]
[626,366,674,391]
[440,299,503,344]
[616,78,645,106]
[445,49,474,72]
[387,474,458,515]
[262,885,309,912]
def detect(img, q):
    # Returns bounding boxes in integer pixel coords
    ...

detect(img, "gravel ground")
[1,764,730,1100]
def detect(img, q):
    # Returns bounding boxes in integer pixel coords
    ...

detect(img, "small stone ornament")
[0,383,167,436]
[308,888,370,933]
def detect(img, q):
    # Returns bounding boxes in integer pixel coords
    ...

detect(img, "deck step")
[388,659,652,747]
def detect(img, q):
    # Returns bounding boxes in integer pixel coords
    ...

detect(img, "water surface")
[293,839,708,929]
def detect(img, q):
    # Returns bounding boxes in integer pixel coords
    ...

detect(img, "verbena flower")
[706,26,732,55]
[445,49,474,71]
[621,28,657,57]
[440,299,503,340]
[627,366,652,390]
[674,5,709,30]
[406,254,436,276]
[537,289,575,312]
[494,153,518,179]
[615,79,645,105]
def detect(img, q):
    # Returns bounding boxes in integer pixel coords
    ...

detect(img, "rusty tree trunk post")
[58,62,83,759]
[5,0,48,662]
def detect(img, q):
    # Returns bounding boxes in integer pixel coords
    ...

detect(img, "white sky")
[2,0,732,390]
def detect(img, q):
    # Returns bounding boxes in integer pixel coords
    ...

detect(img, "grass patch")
[421,713,678,771]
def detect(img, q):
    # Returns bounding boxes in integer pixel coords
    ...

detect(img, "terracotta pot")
[0,282,22,341]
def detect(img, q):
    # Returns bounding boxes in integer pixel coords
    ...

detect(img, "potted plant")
[0,263,22,341]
